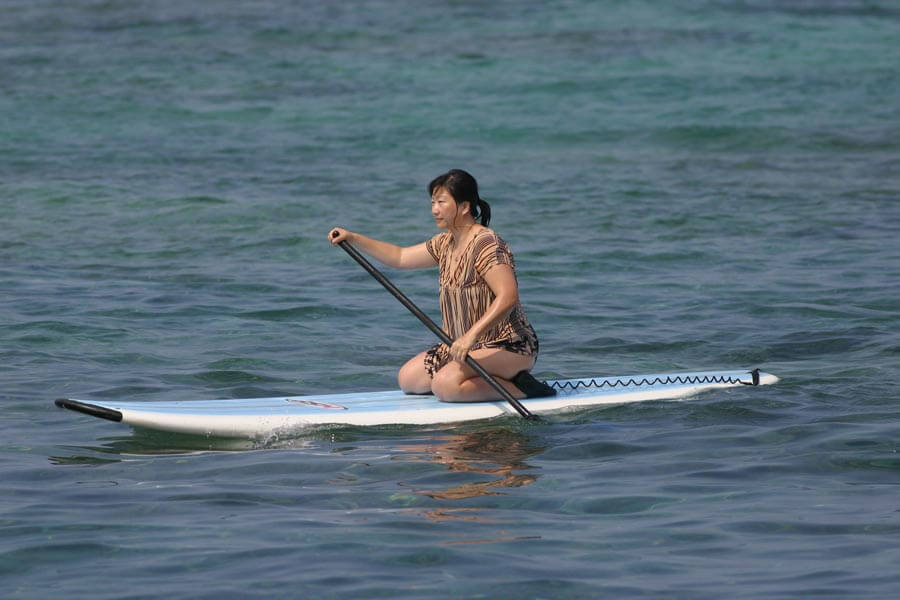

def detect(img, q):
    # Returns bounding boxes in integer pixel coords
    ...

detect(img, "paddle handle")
[335,237,536,420]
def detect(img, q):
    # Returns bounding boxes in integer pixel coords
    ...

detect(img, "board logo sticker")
[285,398,348,410]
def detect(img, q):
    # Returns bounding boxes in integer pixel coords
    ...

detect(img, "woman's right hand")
[328,227,353,245]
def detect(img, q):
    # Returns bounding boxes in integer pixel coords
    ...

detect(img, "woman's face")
[431,188,468,230]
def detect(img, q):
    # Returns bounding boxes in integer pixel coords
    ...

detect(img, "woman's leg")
[431,348,535,403]
[398,350,434,394]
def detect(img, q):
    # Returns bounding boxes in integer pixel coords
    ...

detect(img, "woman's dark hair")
[428,169,491,227]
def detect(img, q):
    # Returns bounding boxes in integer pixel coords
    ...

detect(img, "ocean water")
[2,0,900,597]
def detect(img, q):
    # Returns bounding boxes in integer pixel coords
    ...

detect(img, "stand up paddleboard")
[56,242,778,438]
[56,369,777,438]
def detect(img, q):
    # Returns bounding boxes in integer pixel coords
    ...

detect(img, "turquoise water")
[3,1,900,597]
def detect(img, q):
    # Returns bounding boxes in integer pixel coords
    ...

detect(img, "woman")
[328,169,553,403]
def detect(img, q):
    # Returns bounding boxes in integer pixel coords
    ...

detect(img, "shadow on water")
[49,422,548,547]
[49,419,545,466]
[48,429,273,464]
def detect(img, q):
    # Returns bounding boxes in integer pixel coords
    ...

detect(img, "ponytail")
[473,198,491,227]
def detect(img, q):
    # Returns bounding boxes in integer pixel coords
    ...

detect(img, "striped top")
[425,229,538,355]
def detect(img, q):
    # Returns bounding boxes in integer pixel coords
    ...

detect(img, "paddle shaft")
[336,238,536,420]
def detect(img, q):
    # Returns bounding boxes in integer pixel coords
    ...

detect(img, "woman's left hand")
[449,332,477,363]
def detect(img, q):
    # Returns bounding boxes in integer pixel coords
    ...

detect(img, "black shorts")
[423,336,539,378]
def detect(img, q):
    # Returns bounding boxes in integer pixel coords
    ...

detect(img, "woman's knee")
[431,365,466,402]
[398,354,432,394]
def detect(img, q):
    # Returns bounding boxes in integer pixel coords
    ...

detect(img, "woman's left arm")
[448,264,519,363]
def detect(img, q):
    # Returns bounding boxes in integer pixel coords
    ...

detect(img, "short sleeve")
[425,232,451,263]
[473,232,513,278]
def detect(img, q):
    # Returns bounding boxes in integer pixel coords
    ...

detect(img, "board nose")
[55,398,123,422]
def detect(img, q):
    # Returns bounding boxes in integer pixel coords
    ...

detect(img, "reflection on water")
[393,426,545,545]
[398,427,542,501]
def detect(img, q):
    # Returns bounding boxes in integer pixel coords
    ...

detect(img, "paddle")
[334,234,537,420]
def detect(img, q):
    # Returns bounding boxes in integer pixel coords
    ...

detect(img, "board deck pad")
[56,369,778,438]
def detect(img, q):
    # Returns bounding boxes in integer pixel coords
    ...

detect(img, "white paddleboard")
[55,369,778,438]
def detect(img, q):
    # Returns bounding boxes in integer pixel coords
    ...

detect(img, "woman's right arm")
[328,228,436,270]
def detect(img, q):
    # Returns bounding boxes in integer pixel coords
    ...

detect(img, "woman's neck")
[448,218,478,245]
